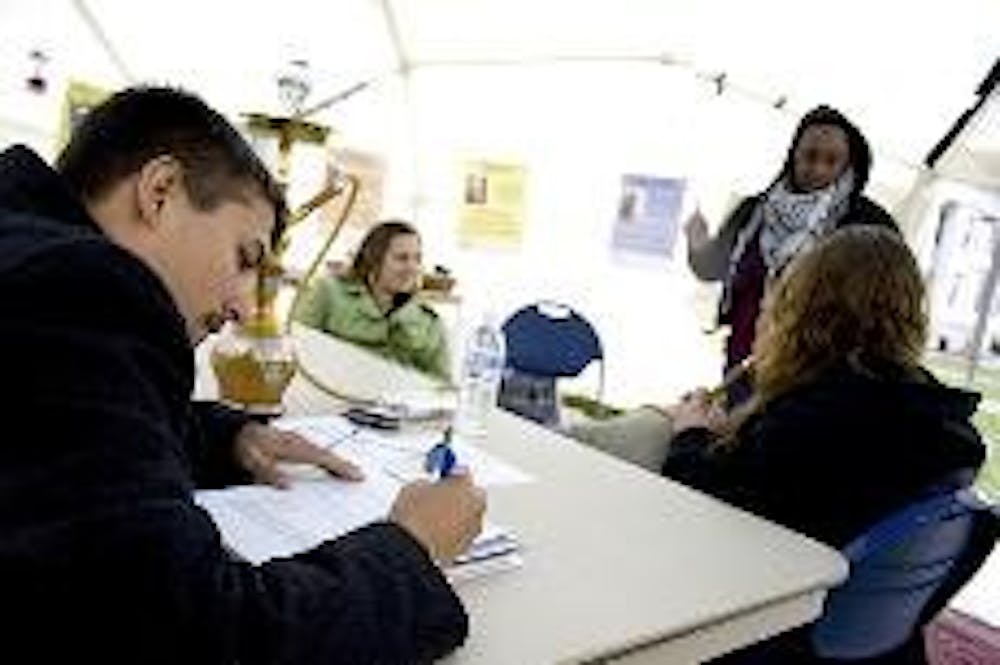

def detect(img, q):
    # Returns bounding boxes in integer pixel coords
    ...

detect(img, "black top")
[0,145,467,664]
[663,358,986,548]
[689,193,898,327]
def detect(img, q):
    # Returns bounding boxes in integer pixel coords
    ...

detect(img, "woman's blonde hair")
[726,226,927,438]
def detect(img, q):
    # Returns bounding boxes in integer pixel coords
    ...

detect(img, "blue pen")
[424,427,456,479]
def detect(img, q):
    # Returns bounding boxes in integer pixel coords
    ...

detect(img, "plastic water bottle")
[453,313,506,439]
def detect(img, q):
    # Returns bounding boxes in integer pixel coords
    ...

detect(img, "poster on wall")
[610,174,685,258]
[458,159,526,248]
[323,147,385,232]
[57,80,110,151]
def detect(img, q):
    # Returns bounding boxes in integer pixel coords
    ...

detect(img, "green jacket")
[294,276,450,380]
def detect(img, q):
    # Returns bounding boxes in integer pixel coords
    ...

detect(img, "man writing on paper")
[0,86,485,664]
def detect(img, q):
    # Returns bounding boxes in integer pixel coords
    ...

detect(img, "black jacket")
[688,192,896,284]
[663,359,985,548]
[0,145,466,664]
[688,194,897,326]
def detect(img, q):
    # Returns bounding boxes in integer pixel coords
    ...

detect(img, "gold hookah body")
[211,113,351,415]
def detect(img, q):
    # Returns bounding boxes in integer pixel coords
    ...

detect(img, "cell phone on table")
[344,406,401,431]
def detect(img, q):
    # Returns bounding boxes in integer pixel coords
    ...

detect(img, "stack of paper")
[449,522,521,582]
[195,415,527,581]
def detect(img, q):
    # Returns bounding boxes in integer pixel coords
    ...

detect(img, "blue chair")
[809,486,999,662]
[496,302,603,425]
[713,479,999,665]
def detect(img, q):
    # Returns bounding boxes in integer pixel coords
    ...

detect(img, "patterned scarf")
[732,169,855,279]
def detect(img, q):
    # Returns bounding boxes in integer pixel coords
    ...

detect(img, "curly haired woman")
[665,226,984,549]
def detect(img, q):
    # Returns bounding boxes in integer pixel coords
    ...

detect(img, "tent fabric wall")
[1,0,997,403]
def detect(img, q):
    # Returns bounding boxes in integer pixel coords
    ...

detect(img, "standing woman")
[295,220,450,379]
[686,106,897,393]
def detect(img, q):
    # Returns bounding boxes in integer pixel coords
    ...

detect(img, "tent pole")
[71,0,134,84]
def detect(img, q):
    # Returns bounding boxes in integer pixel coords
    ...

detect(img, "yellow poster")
[458,159,526,247]
[57,80,111,151]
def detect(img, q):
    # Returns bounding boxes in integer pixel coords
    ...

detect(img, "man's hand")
[390,473,486,564]
[234,423,364,488]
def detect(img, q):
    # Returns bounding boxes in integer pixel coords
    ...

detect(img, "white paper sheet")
[273,415,535,487]
[196,416,523,580]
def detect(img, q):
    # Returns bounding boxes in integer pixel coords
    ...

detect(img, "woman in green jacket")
[295,220,450,379]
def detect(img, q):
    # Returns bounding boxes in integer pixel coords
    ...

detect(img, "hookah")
[210,60,361,415]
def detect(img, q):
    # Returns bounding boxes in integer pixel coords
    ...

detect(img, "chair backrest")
[496,370,560,426]
[501,302,603,378]
[811,484,1000,660]
[497,303,604,425]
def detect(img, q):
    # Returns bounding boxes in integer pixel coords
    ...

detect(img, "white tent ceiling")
[1,0,997,405]
[934,88,1000,189]
[1,0,997,183]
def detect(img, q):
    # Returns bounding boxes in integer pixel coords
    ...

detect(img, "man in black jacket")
[0,87,484,664]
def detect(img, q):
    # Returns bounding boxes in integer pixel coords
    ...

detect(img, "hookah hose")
[282,173,371,405]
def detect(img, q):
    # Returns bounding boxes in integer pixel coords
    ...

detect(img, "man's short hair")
[56,86,287,247]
